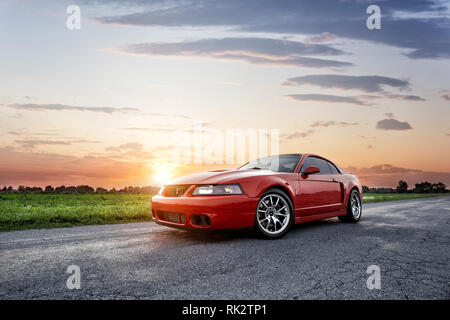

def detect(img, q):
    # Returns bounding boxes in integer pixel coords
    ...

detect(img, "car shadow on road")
[158,217,343,243]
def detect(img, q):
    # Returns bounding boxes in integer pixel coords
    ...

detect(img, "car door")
[326,159,345,206]
[298,156,342,216]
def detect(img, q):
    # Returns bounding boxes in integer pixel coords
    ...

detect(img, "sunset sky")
[1,0,449,188]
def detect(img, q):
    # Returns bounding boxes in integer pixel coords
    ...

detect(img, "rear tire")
[339,189,362,223]
[254,188,294,239]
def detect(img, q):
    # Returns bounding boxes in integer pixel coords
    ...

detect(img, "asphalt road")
[1,197,449,300]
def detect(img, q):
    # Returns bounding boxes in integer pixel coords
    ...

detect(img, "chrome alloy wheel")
[351,192,361,219]
[256,194,290,235]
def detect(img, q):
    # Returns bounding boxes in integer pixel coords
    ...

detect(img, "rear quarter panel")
[341,173,363,208]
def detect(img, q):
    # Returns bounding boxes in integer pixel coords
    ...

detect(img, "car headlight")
[192,184,243,196]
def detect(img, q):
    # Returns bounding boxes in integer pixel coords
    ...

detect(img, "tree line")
[1,180,448,195]
[0,185,161,194]
[362,180,448,194]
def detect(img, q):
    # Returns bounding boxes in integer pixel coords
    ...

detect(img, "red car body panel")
[151,154,362,230]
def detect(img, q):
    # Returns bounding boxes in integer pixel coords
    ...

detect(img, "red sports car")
[151,154,362,238]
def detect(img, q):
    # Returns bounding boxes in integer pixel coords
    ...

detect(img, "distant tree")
[133,186,141,194]
[76,185,95,194]
[109,188,117,194]
[362,185,369,193]
[414,181,433,193]
[26,187,42,193]
[396,180,408,193]
[1,186,7,193]
[142,186,160,194]
[44,185,54,193]
[18,185,25,193]
[432,182,446,193]
[95,187,108,194]
[64,186,78,193]
[55,186,66,193]
[369,187,395,193]
[125,186,134,193]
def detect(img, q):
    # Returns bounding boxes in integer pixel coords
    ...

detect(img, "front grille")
[157,210,186,224]
[162,185,191,197]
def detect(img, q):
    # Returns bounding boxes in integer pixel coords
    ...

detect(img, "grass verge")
[0,193,153,231]
[363,193,449,203]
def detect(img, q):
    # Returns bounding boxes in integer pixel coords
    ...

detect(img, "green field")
[0,192,448,231]
[0,193,154,231]
[363,193,449,203]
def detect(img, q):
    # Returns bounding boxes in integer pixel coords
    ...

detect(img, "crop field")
[0,192,448,231]
[0,193,154,231]
[362,193,448,203]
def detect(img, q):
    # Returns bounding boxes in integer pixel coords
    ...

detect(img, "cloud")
[120,37,353,68]
[285,94,370,106]
[305,32,337,43]
[106,143,144,152]
[310,120,359,127]
[282,75,426,102]
[376,118,412,131]
[283,74,410,92]
[345,164,450,188]
[356,135,376,139]
[384,94,426,101]
[440,90,450,101]
[281,129,315,141]
[122,127,181,133]
[93,0,450,59]
[356,164,421,175]
[0,147,151,188]
[15,139,99,150]
[4,103,139,114]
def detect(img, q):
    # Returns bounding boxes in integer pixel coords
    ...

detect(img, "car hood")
[166,169,275,185]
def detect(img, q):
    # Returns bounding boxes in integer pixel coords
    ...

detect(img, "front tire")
[339,189,362,223]
[254,189,294,239]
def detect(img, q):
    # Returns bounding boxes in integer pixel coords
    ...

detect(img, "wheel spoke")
[273,216,281,226]
[257,194,291,234]
[273,217,278,231]
[351,194,360,218]
[266,217,271,228]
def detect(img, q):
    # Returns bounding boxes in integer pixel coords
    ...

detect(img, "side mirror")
[304,166,320,175]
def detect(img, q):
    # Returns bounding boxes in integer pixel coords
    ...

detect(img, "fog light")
[191,214,211,227]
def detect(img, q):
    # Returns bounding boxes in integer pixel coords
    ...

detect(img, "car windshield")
[238,154,302,173]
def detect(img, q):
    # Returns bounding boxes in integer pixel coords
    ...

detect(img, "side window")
[300,157,314,172]
[301,157,331,174]
[327,161,340,174]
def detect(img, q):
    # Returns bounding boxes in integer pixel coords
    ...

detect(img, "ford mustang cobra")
[151,154,362,238]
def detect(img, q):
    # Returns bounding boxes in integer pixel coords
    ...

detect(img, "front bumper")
[151,194,258,230]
